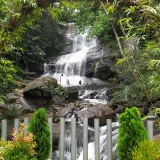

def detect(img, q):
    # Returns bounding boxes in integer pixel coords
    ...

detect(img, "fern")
[148,60,160,69]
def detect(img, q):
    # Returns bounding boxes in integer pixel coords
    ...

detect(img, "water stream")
[44,23,118,159]
[94,47,104,77]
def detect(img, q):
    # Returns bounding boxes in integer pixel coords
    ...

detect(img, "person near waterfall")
[67,79,70,85]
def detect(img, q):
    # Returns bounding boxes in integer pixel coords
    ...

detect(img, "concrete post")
[107,119,112,160]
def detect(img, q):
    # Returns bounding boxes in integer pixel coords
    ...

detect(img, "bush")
[132,139,160,160]
[3,104,23,119]
[0,123,37,160]
[41,82,68,100]
[0,79,17,96]
[28,108,51,160]
[117,107,148,160]
[0,140,7,160]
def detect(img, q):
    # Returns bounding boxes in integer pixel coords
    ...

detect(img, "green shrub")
[0,124,37,160]
[132,139,160,160]
[0,79,17,96]
[117,107,148,160]
[3,104,23,119]
[0,95,6,105]
[0,139,6,160]
[28,108,51,160]
[41,82,68,101]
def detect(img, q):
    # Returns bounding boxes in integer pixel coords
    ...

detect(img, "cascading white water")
[94,47,104,77]
[78,122,119,160]
[54,120,119,160]
[54,27,97,81]
[55,50,88,76]
[44,23,118,160]
[44,24,107,86]
[79,89,108,105]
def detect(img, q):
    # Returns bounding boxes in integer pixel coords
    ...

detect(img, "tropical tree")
[0,0,62,95]
[15,11,64,72]
[0,0,42,95]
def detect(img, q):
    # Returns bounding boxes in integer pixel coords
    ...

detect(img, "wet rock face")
[59,23,76,55]
[23,76,57,98]
[85,59,117,80]
[85,43,118,80]
[59,102,93,118]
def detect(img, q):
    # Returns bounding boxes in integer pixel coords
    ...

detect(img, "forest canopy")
[0,0,160,106]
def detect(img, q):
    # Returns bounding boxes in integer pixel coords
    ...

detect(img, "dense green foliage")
[61,0,160,106]
[108,0,160,105]
[1,0,160,108]
[117,107,148,160]
[0,0,64,97]
[28,108,50,160]
[0,0,42,96]
[15,11,64,73]
[132,139,160,160]
[41,82,68,102]
[60,0,113,41]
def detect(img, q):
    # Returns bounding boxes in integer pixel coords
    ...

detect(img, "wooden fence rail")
[1,118,153,160]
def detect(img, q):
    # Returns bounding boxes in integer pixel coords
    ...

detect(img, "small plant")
[41,82,68,102]
[0,140,7,160]
[0,123,37,160]
[0,95,6,105]
[28,108,51,160]
[0,79,17,96]
[117,107,148,160]
[132,139,160,160]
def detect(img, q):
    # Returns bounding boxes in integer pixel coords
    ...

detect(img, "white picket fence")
[1,118,154,160]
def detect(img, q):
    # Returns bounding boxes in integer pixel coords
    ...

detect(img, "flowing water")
[94,47,104,77]
[44,23,118,159]
[53,121,118,160]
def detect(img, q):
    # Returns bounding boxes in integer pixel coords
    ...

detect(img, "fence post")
[147,120,153,140]
[94,119,100,160]
[107,119,112,160]
[48,117,53,160]
[14,119,19,132]
[83,118,88,160]
[71,118,76,160]
[24,117,29,136]
[1,119,7,141]
[60,118,65,160]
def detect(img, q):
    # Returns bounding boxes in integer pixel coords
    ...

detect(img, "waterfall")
[78,122,119,160]
[94,47,104,77]
[44,63,48,74]
[44,62,55,74]
[55,50,88,76]
[44,24,106,86]
[55,27,97,76]
[54,121,119,160]
[43,23,118,160]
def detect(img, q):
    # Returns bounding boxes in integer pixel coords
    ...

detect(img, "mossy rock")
[23,76,57,98]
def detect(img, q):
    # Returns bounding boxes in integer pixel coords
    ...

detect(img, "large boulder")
[23,76,57,98]
[76,104,116,126]
[65,87,78,100]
